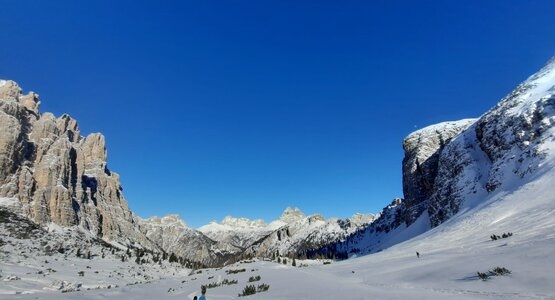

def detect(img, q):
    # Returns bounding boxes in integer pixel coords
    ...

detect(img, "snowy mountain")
[198,207,374,259]
[138,215,241,267]
[242,208,375,258]
[198,215,282,249]
[317,56,555,258]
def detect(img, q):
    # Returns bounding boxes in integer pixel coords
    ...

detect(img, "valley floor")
[3,165,555,299]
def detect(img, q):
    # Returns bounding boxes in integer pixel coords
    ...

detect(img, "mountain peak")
[142,214,188,228]
[279,207,305,223]
[221,216,266,228]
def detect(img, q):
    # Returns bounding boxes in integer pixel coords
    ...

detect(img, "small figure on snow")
[193,297,198,300]
[416,251,420,258]
[199,285,207,300]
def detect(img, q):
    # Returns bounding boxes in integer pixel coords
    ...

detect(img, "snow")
[0,80,6,88]
[4,165,554,299]
[0,197,18,208]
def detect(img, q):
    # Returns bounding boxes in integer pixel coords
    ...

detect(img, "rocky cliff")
[0,80,154,248]
[428,57,555,226]
[402,119,476,225]
[322,56,555,257]
[403,57,555,228]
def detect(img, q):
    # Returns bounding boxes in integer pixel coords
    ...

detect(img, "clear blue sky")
[1,1,555,227]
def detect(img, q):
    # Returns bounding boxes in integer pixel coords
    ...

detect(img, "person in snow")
[193,297,198,300]
[416,251,420,258]
[199,285,207,300]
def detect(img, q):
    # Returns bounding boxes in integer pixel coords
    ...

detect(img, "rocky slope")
[0,206,191,294]
[321,56,555,257]
[428,57,555,226]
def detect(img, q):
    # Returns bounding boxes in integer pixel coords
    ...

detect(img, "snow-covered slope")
[327,56,555,258]
[0,206,191,296]
[6,168,554,299]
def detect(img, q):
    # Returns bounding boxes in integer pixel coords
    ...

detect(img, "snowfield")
[3,167,554,299]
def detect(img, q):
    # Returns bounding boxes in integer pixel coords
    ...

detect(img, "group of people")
[192,285,207,300]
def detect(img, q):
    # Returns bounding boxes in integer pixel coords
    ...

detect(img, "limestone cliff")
[0,80,154,248]
[401,119,476,225]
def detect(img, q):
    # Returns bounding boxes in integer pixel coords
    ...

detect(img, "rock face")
[428,57,555,226]
[403,57,555,227]
[402,119,476,225]
[0,80,154,248]
[318,56,555,258]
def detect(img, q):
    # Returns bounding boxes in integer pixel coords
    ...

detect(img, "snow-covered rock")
[138,215,241,267]
[402,119,477,225]
[329,56,555,257]
[199,216,276,249]
[242,208,375,258]
[429,57,555,226]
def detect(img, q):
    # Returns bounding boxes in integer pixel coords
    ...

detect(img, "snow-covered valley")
[4,167,555,299]
[1,52,555,299]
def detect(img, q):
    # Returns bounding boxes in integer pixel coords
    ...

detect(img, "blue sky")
[1,1,555,227]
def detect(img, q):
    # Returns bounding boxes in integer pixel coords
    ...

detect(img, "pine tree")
[292,258,296,267]
[76,248,81,258]
[277,257,281,263]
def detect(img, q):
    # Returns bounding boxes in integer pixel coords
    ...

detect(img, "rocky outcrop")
[428,57,555,226]
[402,119,476,225]
[0,80,155,249]
[404,57,555,227]
[323,56,555,258]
